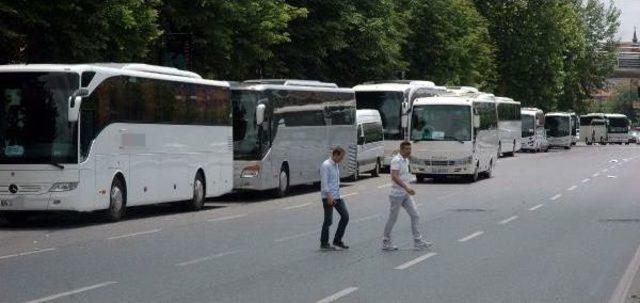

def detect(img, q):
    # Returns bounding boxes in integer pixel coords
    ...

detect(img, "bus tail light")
[241,165,261,178]
[49,182,78,192]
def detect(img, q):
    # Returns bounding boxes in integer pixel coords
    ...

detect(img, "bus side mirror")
[256,104,266,125]
[68,96,82,122]
[473,115,481,128]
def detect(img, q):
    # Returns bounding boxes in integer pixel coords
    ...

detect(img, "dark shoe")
[320,244,336,250]
[333,242,350,249]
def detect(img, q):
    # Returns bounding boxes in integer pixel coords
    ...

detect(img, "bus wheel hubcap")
[111,186,123,213]
[194,179,204,203]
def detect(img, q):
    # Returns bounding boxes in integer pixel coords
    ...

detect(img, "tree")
[0,0,161,64]
[159,0,306,80]
[402,0,496,91]
[264,0,407,86]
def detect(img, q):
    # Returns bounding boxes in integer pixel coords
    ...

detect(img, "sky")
[613,0,639,41]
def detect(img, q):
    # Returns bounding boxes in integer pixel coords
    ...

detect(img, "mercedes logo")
[8,184,18,194]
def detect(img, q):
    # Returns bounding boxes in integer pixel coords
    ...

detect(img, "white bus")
[409,93,499,182]
[545,112,572,149]
[520,107,549,152]
[353,81,446,166]
[569,112,580,145]
[232,80,357,196]
[355,109,384,179]
[0,64,233,223]
[605,114,630,145]
[496,97,522,156]
[580,113,608,145]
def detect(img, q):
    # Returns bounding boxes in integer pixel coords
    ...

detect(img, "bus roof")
[231,81,354,94]
[413,96,473,106]
[545,112,571,117]
[353,80,436,92]
[495,97,520,105]
[243,79,338,88]
[356,109,382,124]
[604,113,628,118]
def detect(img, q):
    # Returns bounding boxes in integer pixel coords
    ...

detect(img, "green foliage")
[590,84,639,123]
[0,0,161,63]
[403,0,496,91]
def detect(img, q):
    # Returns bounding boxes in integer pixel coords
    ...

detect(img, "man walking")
[320,147,350,250]
[382,141,432,251]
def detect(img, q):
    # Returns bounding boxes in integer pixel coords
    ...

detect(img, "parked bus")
[580,113,607,145]
[496,97,522,156]
[545,112,572,149]
[521,107,549,152]
[353,81,446,166]
[605,114,630,145]
[355,109,384,179]
[232,80,357,196]
[0,64,233,223]
[569,112,580,145]
[409,93,499,182]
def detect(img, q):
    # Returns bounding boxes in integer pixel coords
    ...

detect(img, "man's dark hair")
[400,141,411,149]
[332,146,345,156]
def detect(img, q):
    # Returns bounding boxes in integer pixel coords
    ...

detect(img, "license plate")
[432,168,449,174]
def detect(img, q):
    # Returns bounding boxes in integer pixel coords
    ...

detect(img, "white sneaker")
[382,239,399,251]
[414,239,433,250]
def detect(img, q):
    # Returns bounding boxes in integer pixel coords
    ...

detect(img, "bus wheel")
[2,213,30,226]
[276,168,289,197]
[483,161,493,179]
[467,165,479,183]
[371,159,380,177]
[105,177,126,222]
[416,174,426,183]
[187,173,205,211]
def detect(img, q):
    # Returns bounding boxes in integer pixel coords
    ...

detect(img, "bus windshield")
[411,105,471,142]
[0,72,79,164]
[232,90,263,160]
[522,115,535,137]
[608,117,629,133]
[546,116,570,137]
[355,91,404,140]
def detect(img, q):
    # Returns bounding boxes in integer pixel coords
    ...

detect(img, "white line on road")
[458,231,484,242]
[608,241,640,303]
[498,216,519,225]
[316,287,359,303]
[342,192,359,198]
[0,248,56,261]
[275,231,317,242]
[437,192,459,201]
[352,214,382,223]
[107,229,161,240]
[394,252,438,270]
[550,194,562,201]
[593,172,600,177]
[207,214,248,223]
[25,281,118,303]
[377,183,392,189]
[176,251,236,267]
[284,203,312,210]
[607,175,618,179]
[582,178,591,183]
[567,185,578,191]
[529,204,544,211]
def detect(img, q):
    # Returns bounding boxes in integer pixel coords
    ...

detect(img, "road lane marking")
[316,287,359,303]
[437,192,459,201]
[458,231,484,242]
[608,241,640,303]
[529,204,544,211]
[593,173,600,177]
[582,178,590,183]
[25,281,118,303]
[0,248,56,261]
[352,214,382,223]
[176,251,236,267]
[394,252,437,270]
[207,214,248,222]
[275,231,317,242]
[498,216,518,225]
[107,229,161,240]
[342,192,359,198]
[284,203,312,210]
[607,175,618,179]
[567,185,577,191]
[377,183,392,189]
[550,194,562,201]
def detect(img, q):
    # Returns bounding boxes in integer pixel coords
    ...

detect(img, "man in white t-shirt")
[382,141,432,251]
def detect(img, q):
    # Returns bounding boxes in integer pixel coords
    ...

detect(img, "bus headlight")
[49,182,79,192]
[241,165,261,178]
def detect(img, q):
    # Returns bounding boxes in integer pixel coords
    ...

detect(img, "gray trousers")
[383,194,422,240]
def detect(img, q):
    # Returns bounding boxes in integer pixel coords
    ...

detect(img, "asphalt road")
[1,145,640,303]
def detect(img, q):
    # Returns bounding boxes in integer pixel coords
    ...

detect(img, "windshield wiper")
[443,136,465,144]
[48,162,65,170]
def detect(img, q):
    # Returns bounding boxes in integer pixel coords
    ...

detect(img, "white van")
[355,110,384,179]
